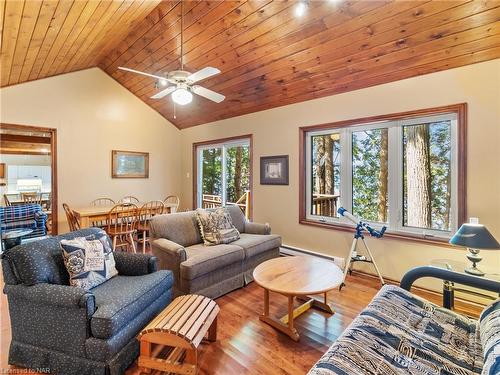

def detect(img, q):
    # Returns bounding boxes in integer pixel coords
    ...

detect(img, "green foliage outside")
[201,145,250,203]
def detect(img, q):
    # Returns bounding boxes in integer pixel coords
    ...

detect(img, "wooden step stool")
[138,294,220,375]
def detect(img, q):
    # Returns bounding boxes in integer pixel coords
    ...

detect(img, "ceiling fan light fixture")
[172,87,193,105]
[294,1,307,17]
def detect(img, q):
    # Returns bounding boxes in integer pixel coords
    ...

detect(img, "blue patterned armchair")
[2,228,174,375]
[0,203,47,238]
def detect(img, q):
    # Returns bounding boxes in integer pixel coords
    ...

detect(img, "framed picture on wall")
[260,155,289,185]
[111,150,149,178]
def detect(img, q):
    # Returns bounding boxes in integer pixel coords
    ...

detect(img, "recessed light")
[294,2,307,17]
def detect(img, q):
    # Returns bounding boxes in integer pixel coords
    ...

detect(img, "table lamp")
[449,219,500,276]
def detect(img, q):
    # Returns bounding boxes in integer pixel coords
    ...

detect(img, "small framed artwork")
[260,155,289,185]
[112,150,149,178]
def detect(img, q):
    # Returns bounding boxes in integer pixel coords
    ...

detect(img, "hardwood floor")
[0,267,481,375]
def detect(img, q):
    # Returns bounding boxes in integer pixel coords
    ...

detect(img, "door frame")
[1,123,58,235]
[192,134,253,219]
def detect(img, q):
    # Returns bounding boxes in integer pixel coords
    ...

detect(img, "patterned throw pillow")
[60,232,118,290]
[196,208,240,246]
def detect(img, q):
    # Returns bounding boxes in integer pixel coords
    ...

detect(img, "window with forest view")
[304,110,461,239]
[196,138,251,219]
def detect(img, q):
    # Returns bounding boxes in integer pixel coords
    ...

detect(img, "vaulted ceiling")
[1,1,500,129]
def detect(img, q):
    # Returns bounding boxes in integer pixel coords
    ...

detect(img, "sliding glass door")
[196,137,251,218]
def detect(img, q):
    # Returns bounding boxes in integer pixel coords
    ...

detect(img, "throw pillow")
[196,207,240,246]
[60,232,118,290]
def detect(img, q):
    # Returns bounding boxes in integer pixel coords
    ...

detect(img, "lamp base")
[464,266,485,277]
[464,247,484,276]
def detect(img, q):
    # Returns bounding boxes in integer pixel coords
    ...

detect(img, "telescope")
[337,207,386,289]
[337,207,387,238]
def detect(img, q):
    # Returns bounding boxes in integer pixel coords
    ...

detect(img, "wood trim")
[111,150,149,179]
[298,103,467,246]
[0,134,51,144]
[192,134,253,219]
[0,123,58,235]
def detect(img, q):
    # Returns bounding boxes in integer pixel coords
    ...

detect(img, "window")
[301,105,466,241]
[194,136,252,218]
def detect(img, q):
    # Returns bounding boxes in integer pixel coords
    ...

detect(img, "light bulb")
[172,88,193,105]
[294,2,307,17]
[158,78,168,87]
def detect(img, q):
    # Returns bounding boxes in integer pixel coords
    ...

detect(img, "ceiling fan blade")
[118,66,167,81]
[187,67,221,83]
[192,85,225,103]
[150,86,176,99]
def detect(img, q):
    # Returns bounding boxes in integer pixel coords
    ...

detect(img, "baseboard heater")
[280,244,345,270]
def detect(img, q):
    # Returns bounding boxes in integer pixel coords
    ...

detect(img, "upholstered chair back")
[2,228,106,286]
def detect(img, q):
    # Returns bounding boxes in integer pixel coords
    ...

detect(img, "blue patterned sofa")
[2,228,174,375]
[309,282,499,375]
[0,203,47,238]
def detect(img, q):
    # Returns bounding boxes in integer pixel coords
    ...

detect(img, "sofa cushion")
[90,270,173,339]
[480,298,500,375]
[230,233,281,258]
[3,228,110,286]
[181,244,244,280]
[150,211,202,247]
[196,208,240,246]
[1,219,37,230]
[308,285,483,375]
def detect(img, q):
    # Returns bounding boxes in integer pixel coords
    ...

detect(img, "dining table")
[72,202,177,228]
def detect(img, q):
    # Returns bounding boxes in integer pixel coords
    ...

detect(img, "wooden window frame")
[299,103,467,247]
[192,134,253,219]
[1,123,59,235]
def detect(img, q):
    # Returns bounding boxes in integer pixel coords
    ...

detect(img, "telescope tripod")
[340,224,385,290]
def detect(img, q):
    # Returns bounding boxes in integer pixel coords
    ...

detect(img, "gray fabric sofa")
[2,228,174,375]
[150,205,281,298]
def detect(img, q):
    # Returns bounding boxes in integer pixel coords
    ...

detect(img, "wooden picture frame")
[260,155,289,185]
[112,150,149,178]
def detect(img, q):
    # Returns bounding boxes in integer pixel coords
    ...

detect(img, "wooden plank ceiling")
[1,1,500,129]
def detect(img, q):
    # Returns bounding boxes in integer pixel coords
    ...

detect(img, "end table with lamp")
[436,219,500,310]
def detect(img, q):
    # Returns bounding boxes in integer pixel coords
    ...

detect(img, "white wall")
[180,59,500,291]
[0,68,182,232]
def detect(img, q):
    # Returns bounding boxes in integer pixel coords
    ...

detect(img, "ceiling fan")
[118,1,224,106]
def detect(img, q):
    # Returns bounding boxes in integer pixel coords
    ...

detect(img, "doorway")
[0,123,58,235]
[193,135,252,219]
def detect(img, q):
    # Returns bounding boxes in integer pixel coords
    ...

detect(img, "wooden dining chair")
[22,192,42,205]
[90,197,115,206]
[137,200,165,253]
[118,196,140,204]
[89,198,115,227]
[163,195,180,213]
[3,194,12,206]
[105,203,138,253]
[62,203,81,232]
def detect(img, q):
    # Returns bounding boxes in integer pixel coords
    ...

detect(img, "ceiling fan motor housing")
[168,70,191,83]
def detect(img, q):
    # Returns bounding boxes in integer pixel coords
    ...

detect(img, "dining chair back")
[90,198,115,227]
[90,197,115,206]
[105,203,138,252]
[137,200,165,253]
[163,195,180,213]
[22,193,42,205]
[3,194,12,206]
[62,203,81,232]
[118,196,139,204]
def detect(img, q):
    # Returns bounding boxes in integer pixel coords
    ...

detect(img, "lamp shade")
[449,224,500,249]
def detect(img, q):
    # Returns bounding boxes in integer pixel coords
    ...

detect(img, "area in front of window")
[306,112,458,239]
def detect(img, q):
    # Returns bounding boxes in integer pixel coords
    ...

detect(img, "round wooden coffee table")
[253,256,343,341]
